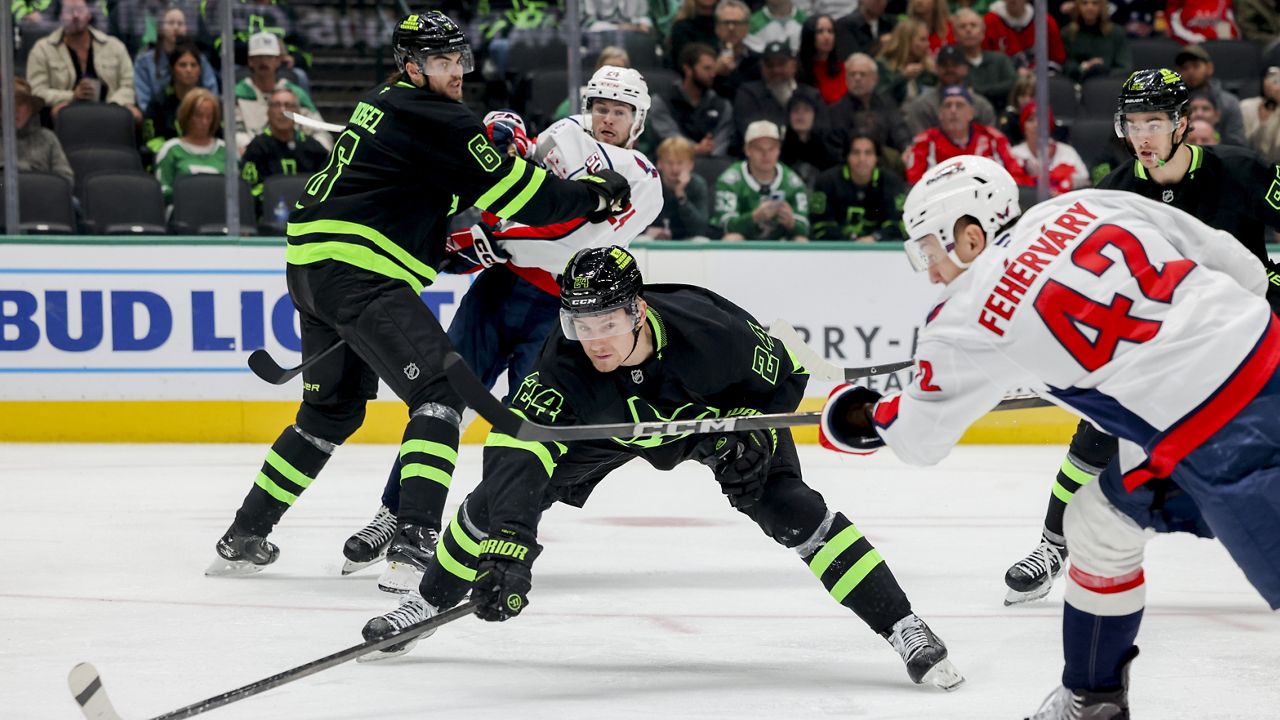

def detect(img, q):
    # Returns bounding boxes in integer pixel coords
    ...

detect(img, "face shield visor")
[559,303,642,341]
[903,234,951,273]
[1114,114,1177,140]
[415,48,475,76]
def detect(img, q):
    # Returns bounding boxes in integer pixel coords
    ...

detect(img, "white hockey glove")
[819,384,886,455]
[483,110,535,160]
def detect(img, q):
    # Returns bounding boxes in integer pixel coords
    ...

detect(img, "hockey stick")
[68,601,478,720]
[768,319,912,382]
[443,353,1050,442]
[247,340,347,385]
[282,110,346,134]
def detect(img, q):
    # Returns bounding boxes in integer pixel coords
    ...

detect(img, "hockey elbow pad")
[818,384,885,455]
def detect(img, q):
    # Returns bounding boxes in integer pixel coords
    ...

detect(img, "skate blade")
[340,556,383,576]
[378,560,422,594]
[922,659,965,691]
[1004,582,1055,606]
[356,637,420,663]
[204,557,267,577]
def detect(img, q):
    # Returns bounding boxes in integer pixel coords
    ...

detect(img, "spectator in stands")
[1175,46,1247,146]
[712,0,763,101]
[154,88,226,204]
[1186,89,1223,145]
[797,14,847,105]
[1235,0,1280,43]
[669,0,719,66]
[781,92,838,182]
[649,42,736,156]
[1110,0,1161,37]
[1167,0,1241,43]
[0,78,74,184]
[877,18,936,104]
[746,0,806,54]
[1062,0,1131,82]
[997,72,1035,144]
[133,7,217,115]
[234,31,331,154]
[583,0,653,32]
[240,88,328,203]
[828,52,912,155]
[951,8,1015,109]
[26,0,141,122]
[810,132,906,242]
[904,85,1032,184]
[645,136,720,239]
[908,0,955,52]
[734,41,825,144]
[1242,66,1280,162]
[834,0,897,60]
[901,45,999,136]
[983,0,1066,70]
[142,43,205,155]
[714,120,810,240]
[1009,102,1089,195]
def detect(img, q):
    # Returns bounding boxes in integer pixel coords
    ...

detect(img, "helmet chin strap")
[619,306,645,364]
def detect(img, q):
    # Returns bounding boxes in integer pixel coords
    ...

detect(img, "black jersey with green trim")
[286,81,598,292]
[1097,144,1280,265]
[478,284,809,534]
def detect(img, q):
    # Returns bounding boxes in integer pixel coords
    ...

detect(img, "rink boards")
[0,237,1139,443]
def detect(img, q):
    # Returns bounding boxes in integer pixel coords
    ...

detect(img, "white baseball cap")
[248,32,282,57]
[744,120,782,146]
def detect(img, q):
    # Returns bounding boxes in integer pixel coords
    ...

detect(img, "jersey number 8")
[300,130,362,208]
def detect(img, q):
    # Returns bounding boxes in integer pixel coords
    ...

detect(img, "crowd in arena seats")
[3,0,1280,240]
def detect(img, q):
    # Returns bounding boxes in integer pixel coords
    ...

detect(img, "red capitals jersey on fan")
[905,124,1033,186]
[1167,0,1240,43]
[872,190,1276,490]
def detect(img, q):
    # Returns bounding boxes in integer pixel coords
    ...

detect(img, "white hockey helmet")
[901,155,1021,272]
[582,66,650,148]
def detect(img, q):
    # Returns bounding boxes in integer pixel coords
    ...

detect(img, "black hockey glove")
[698,412,777,510]
[438,223,509,275]
[473,527,542,622]
[819,384,886,455]
[578,169,632,223]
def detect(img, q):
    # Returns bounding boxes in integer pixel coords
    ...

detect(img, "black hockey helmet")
[559,246,644,341]
[1114,68,1189,137]
[392,11,473,76]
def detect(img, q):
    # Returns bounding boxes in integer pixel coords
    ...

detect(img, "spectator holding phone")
[713,120,810,241]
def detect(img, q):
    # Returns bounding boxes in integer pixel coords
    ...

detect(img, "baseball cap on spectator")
[936,45,965,66]
[744,120,783,145]
[249,32,282,57]
[1174,44,1211,66]
[939,85,973,105]
[1018,101,1054,131]
[762,41,792,59]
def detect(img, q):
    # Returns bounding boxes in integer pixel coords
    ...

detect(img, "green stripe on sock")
[254,471,299,505]
[1060,457,1098,486]
[1052,479,1077,504]
[830,549,884,603]
[808,523,865,579]
[400,463,453,489]
[265,449,313,489]
[399,439,458,465]
[436,540,476,582]
[449,512,481,556]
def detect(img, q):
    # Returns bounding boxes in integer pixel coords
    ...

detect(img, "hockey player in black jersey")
[205,11,632,576]
[1003,67,1280,606]
[357,245,965,690]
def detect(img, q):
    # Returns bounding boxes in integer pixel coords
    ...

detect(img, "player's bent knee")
[296,400,367,445]
[1063,480,1148,615]
[747,479,829,548]
[411,401,462,427]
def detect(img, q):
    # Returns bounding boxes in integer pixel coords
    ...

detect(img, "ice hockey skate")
[358,592,439,662]
[1005,538,1067,605]
[205,525,280,577]
[341,505,397,575]
[377,522,439,593]
[881,614,965,690]
[1025,648,1137,719]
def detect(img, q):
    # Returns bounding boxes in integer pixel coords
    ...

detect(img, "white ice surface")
[2,443,1276,719]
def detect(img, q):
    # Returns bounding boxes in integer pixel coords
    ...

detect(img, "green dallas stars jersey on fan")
[712,161,811,240]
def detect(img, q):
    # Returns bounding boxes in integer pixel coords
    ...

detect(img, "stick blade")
[69,663,125,720]
[442,352,525,437]
[247,349,292,384]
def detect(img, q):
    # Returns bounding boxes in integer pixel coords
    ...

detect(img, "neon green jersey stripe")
[286,219,437,284]
[1060,457,1098,486]
[784,344,807,375]
[254,471,299,505]
[286,241,426,294]
[474,158,528,211]
[484,409,566,477]
[399,439,458,465]
[265,449,313,489]
[830,549,884,602]
[449,513,481,557]
[495,165,547,217]
[400,462,452,489]
[808,524,865,579]
[436,541,477,582]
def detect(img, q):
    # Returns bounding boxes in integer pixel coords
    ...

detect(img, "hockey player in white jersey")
[818,155,1280,719]
[348,66,664,592]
